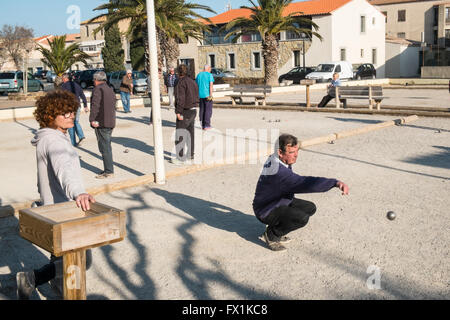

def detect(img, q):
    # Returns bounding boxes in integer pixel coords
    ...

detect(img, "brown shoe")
[95,172,114,179]
[263,229,287,252]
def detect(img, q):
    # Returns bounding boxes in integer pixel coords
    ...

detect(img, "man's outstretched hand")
[336,181,349,195]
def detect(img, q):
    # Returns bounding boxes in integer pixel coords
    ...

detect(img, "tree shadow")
[86,190,158,299]
[402,146,450,170]
[326,117,384,124]
[0,215,58,300]
[151,188,279,300]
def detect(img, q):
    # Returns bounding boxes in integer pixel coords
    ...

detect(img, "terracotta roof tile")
[369,0,446,5]
[202,0,353,25]
[81,16,106,25]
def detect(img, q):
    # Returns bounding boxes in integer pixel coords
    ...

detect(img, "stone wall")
[198,40,311,78]
[421,66,450,78]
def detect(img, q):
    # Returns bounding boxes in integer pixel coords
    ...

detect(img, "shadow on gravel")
[326,117,384,124]
[0,216,57,300]
[77,145,146,176]
[304,246,448,299]
[88,190,156,300]
[152,188,278,300]
[117,115,176,128]
[303,149,450,181]
[111,136,173,160]
[402,146,450,170]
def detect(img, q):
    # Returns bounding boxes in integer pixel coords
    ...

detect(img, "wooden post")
[335,87,340,108]
[63,249,86,300]
[306,85,311,108]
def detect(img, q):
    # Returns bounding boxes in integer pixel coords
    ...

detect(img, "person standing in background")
[60,73,89,146]
[90,71,117,179]
[196,65,214,130]
[120,69,133,113]
[164,67,178,108]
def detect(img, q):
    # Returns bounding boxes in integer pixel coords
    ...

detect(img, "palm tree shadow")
[152,188,265,248]
[151,188,277,299]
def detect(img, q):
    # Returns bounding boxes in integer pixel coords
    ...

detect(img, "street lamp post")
[146,0,166,184]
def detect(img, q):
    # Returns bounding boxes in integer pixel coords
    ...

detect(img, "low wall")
[421,66,450,79]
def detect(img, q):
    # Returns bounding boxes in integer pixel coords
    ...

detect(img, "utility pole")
[23,53,28,94]
[146,0,166,184]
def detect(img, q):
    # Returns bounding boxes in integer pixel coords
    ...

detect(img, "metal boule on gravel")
[386,211,396,221]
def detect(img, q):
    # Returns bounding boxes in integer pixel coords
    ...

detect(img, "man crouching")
[252,134,349,251]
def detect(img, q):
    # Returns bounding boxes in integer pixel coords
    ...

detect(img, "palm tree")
[91,0,214,93]
[156,0,215,70]
[224,0,322,86]
[37,35,89,85]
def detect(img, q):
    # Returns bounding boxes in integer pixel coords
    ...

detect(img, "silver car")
[46,71,56,83]
[108,71,149,94]
[210,68,237,79]
[0,71,44,94]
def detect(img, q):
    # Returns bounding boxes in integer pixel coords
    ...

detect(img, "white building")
[304,0,386,77]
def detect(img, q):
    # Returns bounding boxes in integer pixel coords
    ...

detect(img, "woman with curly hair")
[16,90,95,299]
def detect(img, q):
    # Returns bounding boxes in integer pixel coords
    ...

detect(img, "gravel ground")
[0,109,448,300]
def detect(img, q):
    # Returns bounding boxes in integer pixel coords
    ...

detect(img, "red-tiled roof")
[369,0,444,5]
[65,33,81,42]
[202,0,353,25]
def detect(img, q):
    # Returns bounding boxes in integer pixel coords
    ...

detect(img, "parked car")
[353,63,376,80]
[0,71,44,94]
[73,69,104,89]
[108,70,149,94]
[305,61,353,82]
[46,71,57,83]
[278,66,315,84]
[210,68,237,79]
[34,69,49,80]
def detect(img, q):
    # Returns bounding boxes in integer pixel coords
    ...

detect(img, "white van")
[305,61,353,82]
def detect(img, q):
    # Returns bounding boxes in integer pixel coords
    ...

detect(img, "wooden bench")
[228,85,272,106]
[331,86,384,110]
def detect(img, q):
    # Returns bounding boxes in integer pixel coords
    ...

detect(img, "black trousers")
[175,108,196,160]
[34,250,93,287]
[260,198,316,241]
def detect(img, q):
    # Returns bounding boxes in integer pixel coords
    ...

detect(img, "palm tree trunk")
[142,23,166,96]
[163,36,179,70]
[262,34,279,87]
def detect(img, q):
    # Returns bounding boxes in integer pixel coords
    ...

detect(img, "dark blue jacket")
[60,81,88,108]
[252,155,338,220]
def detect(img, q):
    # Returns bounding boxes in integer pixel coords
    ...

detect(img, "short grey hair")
[204,64,210,71]
[93,71,107,81]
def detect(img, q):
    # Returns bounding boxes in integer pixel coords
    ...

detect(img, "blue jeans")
[95,128,114,174]
[120,91,131,113]
[68,107,85,146]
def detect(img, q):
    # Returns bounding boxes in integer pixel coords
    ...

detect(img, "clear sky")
[0,0,298,38]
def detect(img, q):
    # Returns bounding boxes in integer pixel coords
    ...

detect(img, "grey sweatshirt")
[31,128,86,205]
